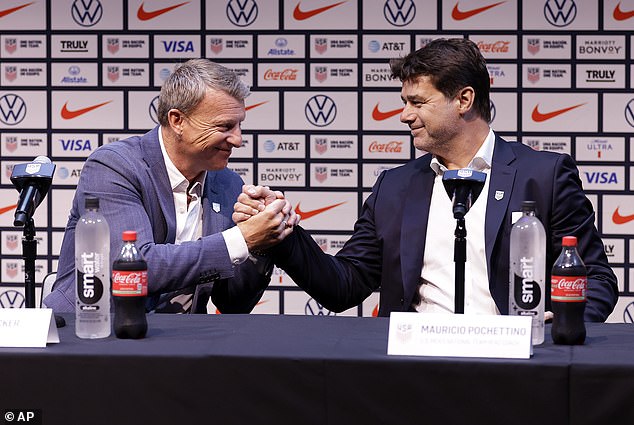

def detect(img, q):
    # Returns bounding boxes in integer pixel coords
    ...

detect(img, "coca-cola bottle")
[112,230,148,339]
[551,236,587,345]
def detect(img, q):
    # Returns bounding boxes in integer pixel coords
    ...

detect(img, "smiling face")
[168,88,245,178]
[399,75,462,157]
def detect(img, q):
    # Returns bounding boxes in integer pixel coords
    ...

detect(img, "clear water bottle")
[509,201,546,345]
[75,196,111,338]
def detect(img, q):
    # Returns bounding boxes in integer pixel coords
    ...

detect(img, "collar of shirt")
[158,128,206,196]
[430,128,496,176]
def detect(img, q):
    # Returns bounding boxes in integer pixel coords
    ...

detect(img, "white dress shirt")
[413,128,500,315]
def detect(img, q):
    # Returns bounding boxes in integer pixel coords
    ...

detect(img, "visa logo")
[162,41,194,53]
[584,172,618,184]
[60,139,93,151]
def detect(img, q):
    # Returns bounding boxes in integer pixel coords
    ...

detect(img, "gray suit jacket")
[44,126,271,313]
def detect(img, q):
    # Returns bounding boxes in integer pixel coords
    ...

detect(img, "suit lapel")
[202,171,223,235]
[485,136,516,276]
[401,157,435,305]
[141,126,177,243]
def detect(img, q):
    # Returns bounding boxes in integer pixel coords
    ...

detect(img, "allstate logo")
[368,40,381,53]
[71,0,103,27]
[68,65,81,75]
[305,298,335,316]
[305,95,337,127]
[544,0,577,27]
[0,290,24,308]
[275,38,288,48]
[384,0,416,26]
[227,0,258,27]
[149,96,159,124]
[58,167,69,179]
[624,99,634,128]
[0,94,27,126]
[263,140,276,152]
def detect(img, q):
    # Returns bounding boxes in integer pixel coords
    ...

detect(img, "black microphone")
[10,156,56,227]
[442,169,486,219]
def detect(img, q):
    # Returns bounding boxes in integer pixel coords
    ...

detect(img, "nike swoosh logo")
[245,101,268,111]
[61,101,112,120]
[0,204,17,215]
[613,2,634,20]
[451,1,506,20]
[0,2,34,18]
[372,104,403,121]
[612,207,634,225]
[295,202,345,220]
[531,103,585,122]
[137,1,189,21]
[293,1,347,20]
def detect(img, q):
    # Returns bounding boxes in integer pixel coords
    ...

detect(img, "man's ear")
[167,109,184,134]
[456,86,476,115]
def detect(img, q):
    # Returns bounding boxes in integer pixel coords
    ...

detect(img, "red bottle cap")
[562,236,577,246]
[122,230,137,241]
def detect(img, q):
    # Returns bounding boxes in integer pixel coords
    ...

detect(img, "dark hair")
[390,38,491,123]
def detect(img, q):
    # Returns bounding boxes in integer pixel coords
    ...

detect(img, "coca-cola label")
[551,275,586,302]
[112,270,148,296]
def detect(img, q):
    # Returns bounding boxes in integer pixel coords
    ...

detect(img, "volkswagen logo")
[0,94,27,126]
[0,290,25,308]
[624,302,634,323]
[544,0,577,27]
[489,100,496,123]
[149,96,159,124]
[305,95,337,127]
[305,298,335,316]
[624,99,634,128]
[71,0,103,27]
[383,0,416,27]
[226,0,258,27]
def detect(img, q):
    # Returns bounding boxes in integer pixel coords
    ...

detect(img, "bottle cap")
[122,230,137,241]
[84,196,99,209]
[562,236,577,246]
[521,200,536,212]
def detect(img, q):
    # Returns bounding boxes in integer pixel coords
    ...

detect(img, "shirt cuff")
[222,226,249,266]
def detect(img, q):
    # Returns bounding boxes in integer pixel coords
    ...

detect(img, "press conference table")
[1,314,633,425]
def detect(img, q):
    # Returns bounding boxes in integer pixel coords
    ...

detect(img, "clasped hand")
[233,185,301,252]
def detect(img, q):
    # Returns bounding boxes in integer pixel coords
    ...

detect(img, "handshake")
[233,184,301,253]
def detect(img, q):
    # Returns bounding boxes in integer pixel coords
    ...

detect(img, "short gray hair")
[157,59,250,126]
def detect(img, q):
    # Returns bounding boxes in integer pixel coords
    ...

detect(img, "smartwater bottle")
[509,201,546,345]
[75,196,111,338]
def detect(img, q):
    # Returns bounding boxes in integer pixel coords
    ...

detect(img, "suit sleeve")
[269,174,386,313]
[550,154,618,322]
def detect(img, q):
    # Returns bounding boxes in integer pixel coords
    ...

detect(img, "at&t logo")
[0,94,27,125]
[226,0,258,27]
[544,0,577,27]
[383,0,416,26]
[305,95,336,127]
[71,0,103,27]
[305,298,335,316]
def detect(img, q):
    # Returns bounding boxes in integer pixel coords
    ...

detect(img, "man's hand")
[233,185,300,227]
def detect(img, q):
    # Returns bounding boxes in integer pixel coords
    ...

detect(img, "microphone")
[442,169,486,219]
[10,156,56,227]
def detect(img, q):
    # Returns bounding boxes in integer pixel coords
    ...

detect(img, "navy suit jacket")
[272,136,618,321]
[44,126,270,313]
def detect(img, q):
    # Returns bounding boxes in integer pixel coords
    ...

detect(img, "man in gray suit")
[45,59,296,314]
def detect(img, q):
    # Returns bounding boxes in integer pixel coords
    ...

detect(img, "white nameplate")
[388,312,532,359]
[0,308,60,348]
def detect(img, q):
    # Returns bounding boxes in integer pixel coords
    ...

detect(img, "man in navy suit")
[45,59,297,314]
[234,38,618,321]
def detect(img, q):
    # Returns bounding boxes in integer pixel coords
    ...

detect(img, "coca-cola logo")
[369,141,402,153]
[476,41,510,53]
[552,278,586,290]
[263,68,298,80]
[113,271,143,285]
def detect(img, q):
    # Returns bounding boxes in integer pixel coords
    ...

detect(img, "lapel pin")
[494,190,504,201]
[212,202,220,213]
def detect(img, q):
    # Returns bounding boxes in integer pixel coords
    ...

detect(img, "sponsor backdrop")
[0,0,632,322]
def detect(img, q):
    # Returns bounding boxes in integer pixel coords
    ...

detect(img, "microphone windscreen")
[33,156,52,164]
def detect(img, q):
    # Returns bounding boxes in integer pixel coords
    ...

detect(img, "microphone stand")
[22,218,37,308]
[454,217,466,314]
